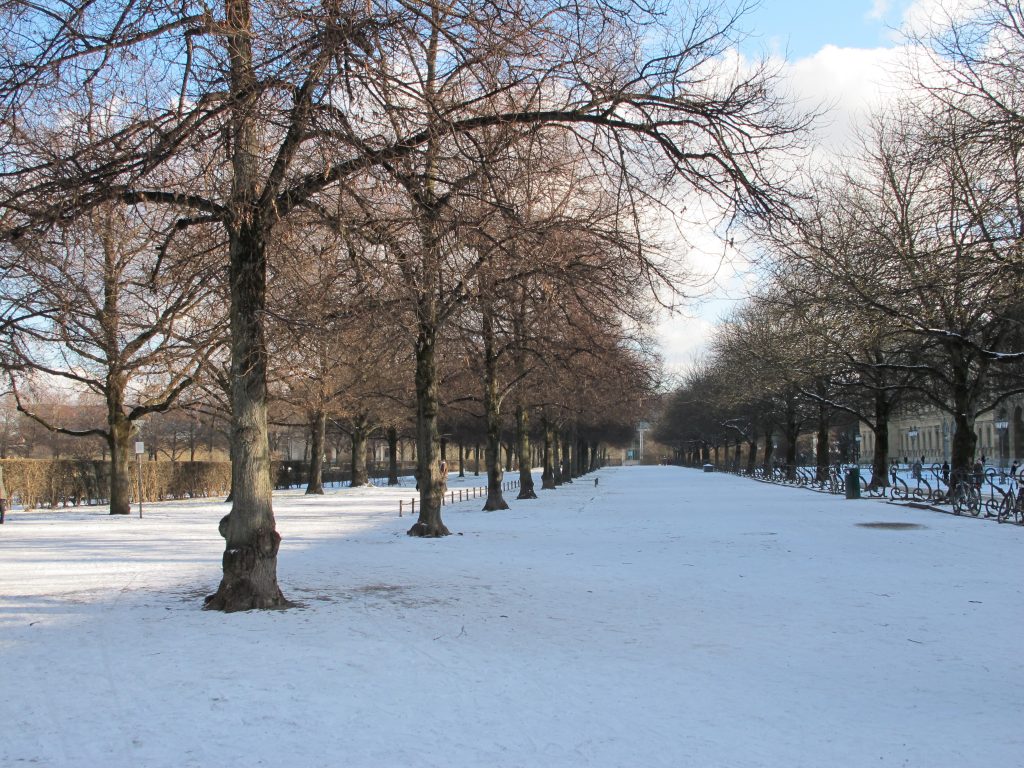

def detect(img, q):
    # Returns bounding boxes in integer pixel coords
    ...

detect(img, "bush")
[0,459,232,510]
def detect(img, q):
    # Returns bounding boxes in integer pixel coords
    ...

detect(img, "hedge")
[0,459,232,510]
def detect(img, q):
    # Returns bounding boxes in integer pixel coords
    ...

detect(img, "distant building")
[858,398,1024,466]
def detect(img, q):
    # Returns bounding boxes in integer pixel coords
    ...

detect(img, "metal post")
[134,441,145,518]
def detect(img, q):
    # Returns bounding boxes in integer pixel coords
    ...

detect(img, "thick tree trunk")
[387,426,399,486]
[350,423,370,487]
[541,418,555,489]
[516,404,537,499]
[408,319,449,537]
[458,442,465,478]
[107,413,133,516]
[204,0,287,612]
[481,311,509,511]
[746,438,757,474]
[762,427,774,470]
[553,429,563,485]
[815,399,829,483]
[474,444,480,476]
[561,433,573,483]
[950,382,978,481]
[205,225,286,611]
[870,392,890,489]
[305,409,326,494]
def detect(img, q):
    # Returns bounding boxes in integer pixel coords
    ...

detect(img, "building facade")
[858,398,1024,467]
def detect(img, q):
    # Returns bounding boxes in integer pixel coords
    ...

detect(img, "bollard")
[399,499,403,517]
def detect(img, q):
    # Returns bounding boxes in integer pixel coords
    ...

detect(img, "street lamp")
[637,421,650,465]
[854,433,861,464]
[908,428,918,461]
[134,440,145,518]
[995,419,1009,468]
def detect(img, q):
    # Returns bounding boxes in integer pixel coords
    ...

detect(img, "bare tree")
[2,205,218,513]
[1,0,806,606]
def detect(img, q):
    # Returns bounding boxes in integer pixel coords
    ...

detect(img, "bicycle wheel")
[996,496,1014,523]
[968,489,982,516]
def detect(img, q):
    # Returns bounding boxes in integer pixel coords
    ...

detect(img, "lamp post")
[995,420,1009,468]
[908,429,918,461]
[854,433,861,464]
[134,440,145,518]
[637,421,650,466]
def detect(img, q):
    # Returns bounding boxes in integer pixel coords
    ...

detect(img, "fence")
[713,460,1024,525]
[399,479,521,517]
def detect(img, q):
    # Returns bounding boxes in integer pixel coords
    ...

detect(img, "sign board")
[134,442,145,455]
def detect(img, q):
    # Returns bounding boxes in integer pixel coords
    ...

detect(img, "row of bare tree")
[655,1,1024,488]
[0,0,805,610]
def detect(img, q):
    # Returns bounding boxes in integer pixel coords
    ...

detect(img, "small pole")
[134,441,145,518]
[399,499,403,517]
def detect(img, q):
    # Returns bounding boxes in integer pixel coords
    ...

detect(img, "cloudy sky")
[656,0,955,379]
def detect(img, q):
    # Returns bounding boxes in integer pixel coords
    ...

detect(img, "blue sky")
[739,0,913,58]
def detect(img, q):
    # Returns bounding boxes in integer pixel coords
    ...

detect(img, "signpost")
[135,441,145,518]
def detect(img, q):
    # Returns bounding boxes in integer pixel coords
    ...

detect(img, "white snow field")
[1,465,1022,768]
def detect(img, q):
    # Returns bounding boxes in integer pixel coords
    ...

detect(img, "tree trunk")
[746,438,757,474]
[305,409,326,494]
[516,404,537,499]
[204,0,287,611]
[387,426,399,486]
[107,413,133,516]
[458,442,465,477]
[474,444,480,476]
[481,310,509,511]
[350,422,370,487]
[950,379,978,480]
[553,429,563,485]
[870,392,890,489]
[561,433,573,483]
[762,427,774,470]
[408,319,449,537]
[205,220,286,610]
[815,399,829,483]
[541,418,555,489]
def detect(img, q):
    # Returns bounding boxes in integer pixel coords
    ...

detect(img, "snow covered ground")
[1,466,1021,768]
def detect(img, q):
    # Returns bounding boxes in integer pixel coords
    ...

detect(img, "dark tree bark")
[387,426,400,486]
[481,310,509,511]
[305,409,326,494]
[815,397,830,483]
[107,411,134,516]
[350,421,370,487]
[762,427,775,470]
[205,225,287,611]
[870,392,891,489]
[408,317,450,537]
[541,418,556,489]
[553,429,564,485]
[516,404,537,499]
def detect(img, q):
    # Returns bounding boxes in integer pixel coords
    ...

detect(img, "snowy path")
[1,466,1021,767]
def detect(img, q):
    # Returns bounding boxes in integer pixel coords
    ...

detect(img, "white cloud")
[900,0,986,37]
[867,0,890,21]
[785,44,919,155]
